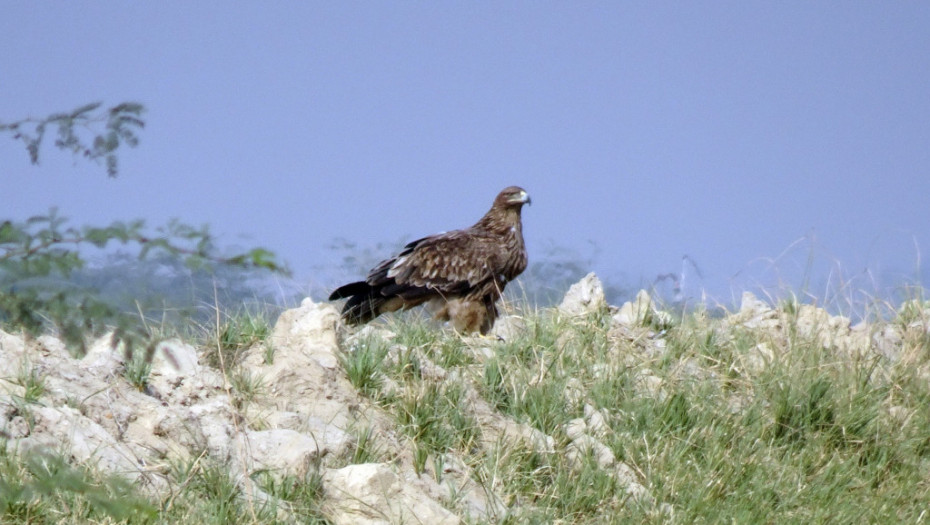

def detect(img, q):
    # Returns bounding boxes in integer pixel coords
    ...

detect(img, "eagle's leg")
[478,295,501,335]
[433,297,489,335]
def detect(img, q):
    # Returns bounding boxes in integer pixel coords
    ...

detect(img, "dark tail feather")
[329,281,371,300]
[329,281,384,325]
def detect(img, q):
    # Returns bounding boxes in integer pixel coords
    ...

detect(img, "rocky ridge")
[1,273,927,523]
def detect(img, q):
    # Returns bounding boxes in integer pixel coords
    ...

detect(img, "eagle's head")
[480,186,531,233]
[496,186,531,209]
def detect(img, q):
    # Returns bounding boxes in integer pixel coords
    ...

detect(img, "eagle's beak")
[511,190,531,206]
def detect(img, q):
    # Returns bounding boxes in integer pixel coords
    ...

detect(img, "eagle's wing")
[369,229,504,299]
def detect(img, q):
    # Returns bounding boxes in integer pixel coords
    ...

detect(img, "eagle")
[329,186,531,334]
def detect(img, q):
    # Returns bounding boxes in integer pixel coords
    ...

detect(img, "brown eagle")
[329,186,530,334]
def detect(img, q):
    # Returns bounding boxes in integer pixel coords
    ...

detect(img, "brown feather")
[329,186,529,334]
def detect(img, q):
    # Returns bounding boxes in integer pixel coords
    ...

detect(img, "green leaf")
[0,221,22,244]
[83,228,108,248]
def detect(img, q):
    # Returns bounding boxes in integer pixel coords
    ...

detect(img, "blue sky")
[3,3,928,305]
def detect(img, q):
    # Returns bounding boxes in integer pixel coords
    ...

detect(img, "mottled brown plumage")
[329,186,530,334]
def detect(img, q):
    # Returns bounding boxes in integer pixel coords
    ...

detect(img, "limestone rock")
[559,273,607,316]
[731,292,780,331]
[238,428,345,479]
[613,290,669,328]
[246,297,359,430]
[147,339,225,404]
[81,333,125,375]
[489,314,526,341]
[633,370,665,400]
[323,463,459,525]
[583,404,610,437]
[562,412,654,506]
[15,405,165,492]
[270,297,341,369]
[873,324,903,361]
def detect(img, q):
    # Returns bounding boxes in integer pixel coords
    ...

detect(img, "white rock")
[559,273,607,316]
[271,297,342,369]
[266,410,302,430]
[147,341,225,404]
[189,395,237,462]
[613,290,659,327]
[584,404,610,437]
[565,418,588,441]
[625,480,655,505]
[82,332,125,373]
[873,324,902,361]
[0,329,27,381]
[243,298,360,431]
[12,406,159,487]
[151,339,199,378]
[238,428,336,479]
[563,377,586,406]
[566,433,616,470]
[36,334,68,356]
[303,416,353,457]
[489,314,526,341]
[744,342,774,375]
[634,370,665,400]
[739,292,770,317]
[323,463,459,525]
[615,461,639,488]
[732,292,780,330]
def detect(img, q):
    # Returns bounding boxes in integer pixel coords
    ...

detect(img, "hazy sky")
[3,3,928,305]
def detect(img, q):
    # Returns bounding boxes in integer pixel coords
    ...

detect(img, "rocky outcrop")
[0,298,457,522]
[726,291,874,361]
[0,275,921,522]
[559,272,607,316]
[612,289,671,329]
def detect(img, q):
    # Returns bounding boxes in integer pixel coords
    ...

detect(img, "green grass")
[14,362,46,403]
[163,455,330,524]
[0,449,156,522]
[0,447,331,524]
[202,308,273,373]
[229,368,266,410]
[123,354,153,392]
[393,381,480,455]
[379,344,482,476]
[596,308,930,524]
[346,424,385,465]
[339,334,390,398]
[357,301,930,522]
[251,469,329,524]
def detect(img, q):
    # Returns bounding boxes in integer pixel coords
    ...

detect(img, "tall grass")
[341,297,930,522]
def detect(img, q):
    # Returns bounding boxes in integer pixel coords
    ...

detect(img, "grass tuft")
[202,308,273,373]
[15,363,46,403]
[123,355,153,392]
[340,334,389,398]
